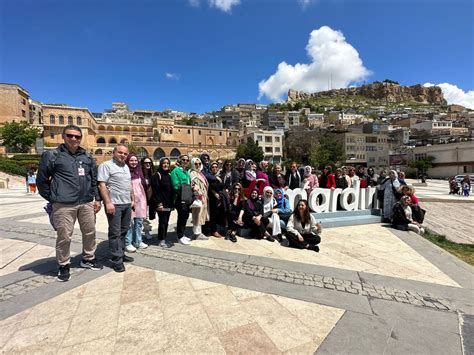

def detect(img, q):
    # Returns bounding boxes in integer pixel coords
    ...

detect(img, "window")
[59,115,64,125]
[22,110,26,117]
[257,135,263,141]
[77,116,82,125]
[198,130,201,135]
[188,129,191,134]
[265,136,272,143]
[50,133,54,139]
[22,98,26,105]
[219,132,222,136]
[50,114,55,124]
[275,137,280,142]
[68,116,73,125]
[170,129,173,134]
[275,147,281,153]
[265,147,273,153]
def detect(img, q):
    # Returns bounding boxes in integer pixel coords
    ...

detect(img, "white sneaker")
[195,234,209,240]
[137,242,148,249]
[179,236,191,245]
[125,244,137,253]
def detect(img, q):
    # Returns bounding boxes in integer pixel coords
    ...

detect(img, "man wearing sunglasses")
[37,125,103,282]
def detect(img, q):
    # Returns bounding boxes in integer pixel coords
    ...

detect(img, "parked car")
[454,174,474,184]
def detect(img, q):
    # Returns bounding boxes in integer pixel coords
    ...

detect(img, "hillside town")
[0,81,473,177]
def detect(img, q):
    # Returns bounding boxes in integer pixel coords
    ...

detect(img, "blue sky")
[1,0,473,112]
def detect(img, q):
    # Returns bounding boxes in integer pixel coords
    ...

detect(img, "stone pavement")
[1,187,473,354]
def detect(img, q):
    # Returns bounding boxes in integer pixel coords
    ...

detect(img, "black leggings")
[157,210,171,242]
[286,232,321,249]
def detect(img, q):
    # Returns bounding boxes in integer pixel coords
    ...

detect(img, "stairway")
[312,209,382,229]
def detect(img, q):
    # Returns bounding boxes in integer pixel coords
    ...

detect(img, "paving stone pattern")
[140,247,455,313]
[0,274,58,301]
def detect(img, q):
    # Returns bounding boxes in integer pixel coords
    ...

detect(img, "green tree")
[309,132,346,169]
[409,156,435,182]
[236,137,264,162]
[0,121,39,153]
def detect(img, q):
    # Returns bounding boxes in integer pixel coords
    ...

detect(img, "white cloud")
[165,72,180,80]
[423,83,474,109]
[208,0,240,12]
[258,26,371,102]
[297,0,317,8]
[188,0,200,7]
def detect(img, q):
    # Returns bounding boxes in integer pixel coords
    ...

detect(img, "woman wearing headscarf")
[378,170,401,222]
[235,158,246,184]
[242,159,257,189]
[256,161,270,194]
[190,157,209,240]
[262,186,282,242]
[242,188,275,242]
[124,153,148,252]
[151,157,174,248]
[219,160,239,191]
[302,165,318,197]
[141,157,155,240]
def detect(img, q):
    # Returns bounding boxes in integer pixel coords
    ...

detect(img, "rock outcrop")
[287,82,446,105]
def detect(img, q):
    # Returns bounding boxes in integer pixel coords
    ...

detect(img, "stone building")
[0,83,239,162]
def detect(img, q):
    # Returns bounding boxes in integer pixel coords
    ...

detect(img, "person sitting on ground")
[242,188,275,242]
[226,183,245,243]
[400,185,419,205]
[286,199,321,252]
[262,186,283,242]
[392,195,425,235]
[274,188,292,242]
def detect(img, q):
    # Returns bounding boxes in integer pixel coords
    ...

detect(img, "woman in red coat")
[319,166,336,189]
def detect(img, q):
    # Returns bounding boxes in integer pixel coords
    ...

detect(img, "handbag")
[190,199,203,209]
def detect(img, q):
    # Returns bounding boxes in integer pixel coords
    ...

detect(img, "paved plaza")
[0,185,473,354]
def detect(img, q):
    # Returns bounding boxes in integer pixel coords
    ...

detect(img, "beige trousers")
[53,202,96,266]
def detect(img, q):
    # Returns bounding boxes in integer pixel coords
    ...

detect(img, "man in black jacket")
[37,125,103,282]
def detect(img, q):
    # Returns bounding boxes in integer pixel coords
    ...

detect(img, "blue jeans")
[126,217,144,247]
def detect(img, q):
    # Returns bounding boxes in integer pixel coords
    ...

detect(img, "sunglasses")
[234,187,241,190]
[144,161,152,164]
[195,162,202,165]
[181,159,189,162]
[65,134,82,139]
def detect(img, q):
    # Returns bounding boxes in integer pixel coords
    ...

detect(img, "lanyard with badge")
[78,161,85,176]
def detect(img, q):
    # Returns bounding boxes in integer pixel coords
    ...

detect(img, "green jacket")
[170,166,190,193]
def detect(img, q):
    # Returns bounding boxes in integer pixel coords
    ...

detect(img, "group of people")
[449,175,471,197]
[36,124,425,282]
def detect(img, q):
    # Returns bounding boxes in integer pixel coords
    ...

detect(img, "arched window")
[96,137,106,144]
[77,116,82,125]
[120,138,128,144]
[170,148,181,158]
[59,115,64,125]
[95,149,103,155]
[68,116,73,125]
[153,148,165,160]
[137,147,148,159]
[49,114,55,124]
[109,137,117,144]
